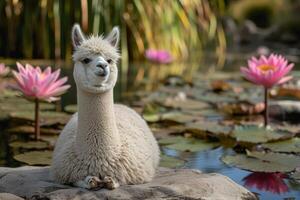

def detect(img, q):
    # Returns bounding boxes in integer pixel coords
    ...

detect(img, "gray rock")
[0,193,24,200]
[0,166,257,200]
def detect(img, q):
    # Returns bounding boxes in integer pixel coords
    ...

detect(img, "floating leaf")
[222,151,300,172]
[163,98,209,110]
[220,102,264,115]
[231,125,294,143]
[64,104,77,113]
[159,154,185,168]
[7,125,60,135]
[261,138,300,153]
[186,121,232,137]
[9,141,49,150]
[13,150,52,165]
[159,136,219,152]
[161,112,198,124]
[143,113,160,123]
[194,92,236,104]
[10,111,70,126]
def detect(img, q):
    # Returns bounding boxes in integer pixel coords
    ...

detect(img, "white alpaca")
[51,24,160,189]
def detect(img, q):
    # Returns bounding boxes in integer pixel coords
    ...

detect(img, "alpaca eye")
[107,59,113,64]
[82,58,91,64]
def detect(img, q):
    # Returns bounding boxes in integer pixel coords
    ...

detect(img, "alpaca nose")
[96,63,109,77]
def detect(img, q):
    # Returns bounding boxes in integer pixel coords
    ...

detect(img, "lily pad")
[261,138,300,153]
[159,154,185,168]
[161,112,198,124]
[231,125,294,143]
[186,121,232,137]
[7,125,60,135]
[64,104,77,113]
[159,136,219,152]
[143,112,160,123]
[10,111,70,126]
[9,141,49,150]
[194,92,236,104]
[13,150,52,165]
[222,150,300,172]
[162,98,209,110]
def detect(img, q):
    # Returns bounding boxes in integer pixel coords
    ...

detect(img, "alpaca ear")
[106,26,120,47]
[72,24,85,48]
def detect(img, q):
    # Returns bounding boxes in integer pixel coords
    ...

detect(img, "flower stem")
[264,87,269,127]
[34,98,40,140]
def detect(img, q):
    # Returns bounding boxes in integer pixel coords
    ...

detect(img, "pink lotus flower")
[145,49,173,64]
[243,172,288,194]
[0,63,10,76]
[12,62,70,140]
[13,62,70,102]
[240,54,294,88]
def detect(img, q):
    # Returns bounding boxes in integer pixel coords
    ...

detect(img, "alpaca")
[51,24,160,190]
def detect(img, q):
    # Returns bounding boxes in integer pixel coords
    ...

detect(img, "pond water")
[1,53,300,200]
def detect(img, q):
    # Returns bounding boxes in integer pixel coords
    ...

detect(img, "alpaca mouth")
[95,71,108,77]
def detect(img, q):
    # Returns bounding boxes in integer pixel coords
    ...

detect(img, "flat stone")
[0,166,257,200]
[0,193,24,200]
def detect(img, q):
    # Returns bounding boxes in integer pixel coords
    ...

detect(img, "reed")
[0,0,225,63]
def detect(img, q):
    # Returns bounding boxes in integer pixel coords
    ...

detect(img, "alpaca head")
[71,24,120,94]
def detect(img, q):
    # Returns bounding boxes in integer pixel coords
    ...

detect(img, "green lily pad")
[159,136,219,152]
[13,150,52,165]
[64,104,77,113]
[231,125,294,143]
[186,121,232,137]
[7,125,61,135]
[261,138,300,153]
[194,92,236,104]
[161,112,197,124]
[222,150,300,172]
[162,98,210,110]
[10,111,70,126]
[9,141,49,150]
[143,113,160,123]
[159,154,185,168]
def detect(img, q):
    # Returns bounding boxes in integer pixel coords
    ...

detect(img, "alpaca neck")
[76,88,120,156]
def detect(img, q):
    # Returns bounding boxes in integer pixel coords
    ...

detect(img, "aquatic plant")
[0,63,10,77]
[145,50,173,64]
[243,172,288,194]
[240,54,293,127]
[12,62,70,140]
[0,0,225,61]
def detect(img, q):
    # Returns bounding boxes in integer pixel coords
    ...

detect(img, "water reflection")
[243,172,289,194]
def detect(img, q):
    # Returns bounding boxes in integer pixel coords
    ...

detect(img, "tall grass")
[0,0,225,63]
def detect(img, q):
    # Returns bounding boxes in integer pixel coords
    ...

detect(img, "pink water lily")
[240,54,294,88]
[145,49,173,64]
[12,62,70,140]
[0,63,10,76]
[240,54,294,127]
[13,62,70,102]
[243,172,288,194]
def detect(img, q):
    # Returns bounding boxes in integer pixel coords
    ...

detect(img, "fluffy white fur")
[51,24,160,189]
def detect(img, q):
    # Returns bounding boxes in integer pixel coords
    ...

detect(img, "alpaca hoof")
[103,176,119,190]
[86,176,104,189]
[74,176,104,189]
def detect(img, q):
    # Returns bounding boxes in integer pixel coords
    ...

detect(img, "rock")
[0,193,24,200]
[0,166,257,200]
